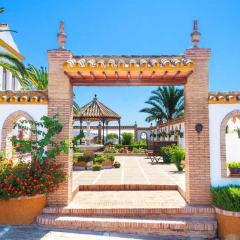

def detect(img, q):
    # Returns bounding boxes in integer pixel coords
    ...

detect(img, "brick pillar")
[184,48,211,204]
[47,49,73,205]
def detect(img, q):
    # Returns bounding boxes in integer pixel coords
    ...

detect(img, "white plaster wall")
[0,104,48,149]
[209,104,240,186]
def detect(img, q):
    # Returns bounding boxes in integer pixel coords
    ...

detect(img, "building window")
[2,69,7,90]
[12,75,16,90]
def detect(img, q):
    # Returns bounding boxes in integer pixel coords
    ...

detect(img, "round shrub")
[211,185,240,212]
[92,164,102,171]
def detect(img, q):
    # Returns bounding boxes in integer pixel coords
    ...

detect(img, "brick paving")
[72,156,185,191]
[69,190,186,209]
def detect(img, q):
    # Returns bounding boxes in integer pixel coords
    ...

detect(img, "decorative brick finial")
[191,20,200,48]
[57,20,67,49]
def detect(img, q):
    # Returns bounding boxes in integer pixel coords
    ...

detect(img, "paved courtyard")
[73,156,185,190]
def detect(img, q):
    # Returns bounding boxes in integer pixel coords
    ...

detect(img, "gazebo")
[74,95,121,144]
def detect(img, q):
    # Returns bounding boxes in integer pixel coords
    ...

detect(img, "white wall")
[0,104,48,149]
[209,104,240,186]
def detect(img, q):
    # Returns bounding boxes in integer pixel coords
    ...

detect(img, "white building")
[0,23,24,91]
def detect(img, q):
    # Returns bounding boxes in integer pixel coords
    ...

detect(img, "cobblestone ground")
[73,156,185,190]
[0,225,187,240]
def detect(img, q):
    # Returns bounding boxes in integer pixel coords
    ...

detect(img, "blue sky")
[1,0,240,126]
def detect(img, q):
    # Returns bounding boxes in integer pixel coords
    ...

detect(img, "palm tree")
[0,7,16,33]
[140,86,184,123]
[19,64,48,90]
[0,52,26,81]
[19,64,80,115]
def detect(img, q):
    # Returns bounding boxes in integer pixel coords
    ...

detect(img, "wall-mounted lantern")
[195,123,203,133]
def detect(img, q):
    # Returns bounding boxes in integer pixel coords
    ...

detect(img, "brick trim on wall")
[220,109,240,177]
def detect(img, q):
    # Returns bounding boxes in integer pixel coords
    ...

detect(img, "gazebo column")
[105,121,109,143]
[118,119,121,144]
[102,120,105,144]
[98,122,102,144]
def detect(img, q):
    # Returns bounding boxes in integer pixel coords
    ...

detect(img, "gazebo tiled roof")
[74,95,121,122]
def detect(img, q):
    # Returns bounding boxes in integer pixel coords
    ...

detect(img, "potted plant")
[227,161,240,177]
[0,115,68,225]
[102,154,114,168]
[170,145,185,171]
[73,156,87,170]
[211,185,240,239]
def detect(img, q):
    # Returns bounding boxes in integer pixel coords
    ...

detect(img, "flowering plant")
[0,158,65,200]
[0,115,68,200]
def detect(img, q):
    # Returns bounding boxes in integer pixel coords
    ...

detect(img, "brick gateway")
[47,21,211,205]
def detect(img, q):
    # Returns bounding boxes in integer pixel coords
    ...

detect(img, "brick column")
[184,48,211,204]
[47,49,73,205]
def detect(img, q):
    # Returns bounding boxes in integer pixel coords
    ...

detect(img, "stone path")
[0,225,187,239]
[73,156,185,190]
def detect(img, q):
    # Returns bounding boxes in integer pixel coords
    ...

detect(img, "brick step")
[78,184,178,191]
[37,214,217,238]
[42,206,215,219]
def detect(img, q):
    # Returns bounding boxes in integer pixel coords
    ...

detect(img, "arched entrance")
[47,21,211,206]
[220,109,240,177]
[1,110,36,158]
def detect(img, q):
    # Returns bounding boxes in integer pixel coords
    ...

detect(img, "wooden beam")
[90,71,96,80]
[102,71,107,80]
[151,71,156,79]
[77,71,85,79]
[171,70,181,81]
[127,71,131,80]
[115,71,119,80]
[64,71,72,79]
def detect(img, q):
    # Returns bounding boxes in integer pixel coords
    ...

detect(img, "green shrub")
[95,155,106,164]
[160,145,175,164]
[170,146,185,171]
[121,133,134,145]
[132,147,145,153]
[74,148,86,153]
[106,154,115,162]
[211,185,240,212]
[227,161,240,168]
[113,161,121,168]
[92,163,102,171]
[114,144,147,151]
[73,155,90,164]
[107,133,118,140]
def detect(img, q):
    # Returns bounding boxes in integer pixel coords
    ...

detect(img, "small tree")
[11,115,69,163]
[72,130,85,149]
[121,132,134,145]
[107,133,118,140]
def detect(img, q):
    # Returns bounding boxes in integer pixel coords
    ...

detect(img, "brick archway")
[220,109,240,177]
[1,110,35,158]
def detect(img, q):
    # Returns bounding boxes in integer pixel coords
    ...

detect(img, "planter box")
[0,194,46,225]
[229,167,240,177]
[73,161,87,170]
[215,207,240,239]
[102,160,113,169]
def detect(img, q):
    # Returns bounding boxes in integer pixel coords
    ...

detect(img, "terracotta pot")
[215,207,240,239]
[74,161,86,167]
[102,160,113,169]
[0,194,46,225]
